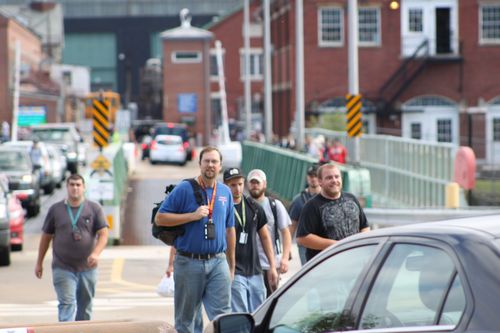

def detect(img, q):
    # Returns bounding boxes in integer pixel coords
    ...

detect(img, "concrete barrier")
[0,320,175,333]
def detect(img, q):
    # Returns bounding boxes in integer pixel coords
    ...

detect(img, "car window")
[33,129,73,142]
[0,151,30,170]
[359,244,465,330]
[154,126,188,141]
[269,245,376,333]
[157,137,182,145]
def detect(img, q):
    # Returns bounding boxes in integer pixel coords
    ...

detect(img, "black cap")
[307,164,319,176]
[223,167,245,181]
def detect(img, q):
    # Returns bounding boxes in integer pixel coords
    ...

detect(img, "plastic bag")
[157,274,175,297]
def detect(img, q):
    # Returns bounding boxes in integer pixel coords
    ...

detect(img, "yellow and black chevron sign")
[92,99,110,148]
[346,94,363,138]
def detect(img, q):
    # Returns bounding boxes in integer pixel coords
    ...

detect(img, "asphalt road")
[0,157,301,328]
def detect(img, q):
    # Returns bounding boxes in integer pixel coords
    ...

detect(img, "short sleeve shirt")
[159,179,234,254]
[289,190,314,221]
[42,199,108,272]
[297,192,368,261]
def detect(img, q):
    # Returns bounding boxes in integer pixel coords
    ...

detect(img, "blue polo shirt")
[159,180,234,254]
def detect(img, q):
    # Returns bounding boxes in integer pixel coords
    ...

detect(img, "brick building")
[268,0,500,165]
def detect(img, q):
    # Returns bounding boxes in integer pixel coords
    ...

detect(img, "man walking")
[155,146,235,333]
[223,167,278,312]
[247,169,292,296]
[289,164,321,265]
[297,164,369,262]
[35,174,109,321]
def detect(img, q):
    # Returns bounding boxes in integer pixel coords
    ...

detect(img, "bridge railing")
[241,141,372,207]
[305,128,460,208]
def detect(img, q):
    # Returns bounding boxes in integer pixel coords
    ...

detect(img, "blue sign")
[18,106,47,127]
[177,93,197,113]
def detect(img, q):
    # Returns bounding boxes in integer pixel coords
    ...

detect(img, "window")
[319,7,343,46]
[171,51,201,63]
[493,118,500,141]
[480,4,500,43]
[409,8,423,32]
[359,7,381,46]
[437,119,452,143]
[411,122,422,139]
[240,49,263,80]
[360,244,465,329]
[269,246,376,332]
[209,50,225,79]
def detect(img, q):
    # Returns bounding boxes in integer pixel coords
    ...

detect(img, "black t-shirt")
[234,196,268,276]
[297,192,368,261]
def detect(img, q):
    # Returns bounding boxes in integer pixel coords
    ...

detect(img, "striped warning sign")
[92,99,110,148]
[346,94,363,137]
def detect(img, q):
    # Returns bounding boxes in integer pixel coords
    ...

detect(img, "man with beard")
[247,169,292,296]
[155,146,235,333]
[297,164,369,262]
[288,163,321,266]
[223,167,278,312]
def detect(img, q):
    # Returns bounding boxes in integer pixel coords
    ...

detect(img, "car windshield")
[154,126,188,141]
[32,129,73,143]
[0,151,30,170]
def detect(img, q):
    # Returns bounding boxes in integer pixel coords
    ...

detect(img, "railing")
[305,128,460,208]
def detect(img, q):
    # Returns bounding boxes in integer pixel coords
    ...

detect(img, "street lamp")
[390,0,399,10]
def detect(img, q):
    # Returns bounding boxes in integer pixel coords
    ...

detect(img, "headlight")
[21,175,33,183]
[67,152,77,159]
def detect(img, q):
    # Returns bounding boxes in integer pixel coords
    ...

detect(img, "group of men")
[33,145,368,333]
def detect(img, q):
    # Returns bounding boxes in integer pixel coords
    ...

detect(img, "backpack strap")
[268,197,282,254]
[184,178,204,206]
[245,196,259,222]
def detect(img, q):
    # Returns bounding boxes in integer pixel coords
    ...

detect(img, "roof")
[160,25,213,40]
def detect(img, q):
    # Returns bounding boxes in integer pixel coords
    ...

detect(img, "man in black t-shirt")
[223,168,278,312]
[297,164,370,262]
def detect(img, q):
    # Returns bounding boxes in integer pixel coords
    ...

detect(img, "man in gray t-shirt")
[35,174,108,322]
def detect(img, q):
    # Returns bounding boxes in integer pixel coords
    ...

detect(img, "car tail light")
[183,142,189,149]
[150,141,157,150]
[16,193,28,200]
[141,143,147,150]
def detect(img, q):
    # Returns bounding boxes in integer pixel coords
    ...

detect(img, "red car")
[9,195,24,251]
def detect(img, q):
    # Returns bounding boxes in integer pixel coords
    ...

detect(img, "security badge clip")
[239,232,248,245]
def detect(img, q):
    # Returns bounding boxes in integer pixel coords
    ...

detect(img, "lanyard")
[198,176,217,219]
[234,199,246,229]
[66,201,84,230]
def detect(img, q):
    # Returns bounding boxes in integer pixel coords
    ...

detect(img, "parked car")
[45,144,66,188]
[0,174,10,266]
[4,140,56,194]
[207,214,500,333]
[0,146,41,218]
[149,135,188,165]
[30,123,82,174]
[152,122,193,161]
[8,193,24,252]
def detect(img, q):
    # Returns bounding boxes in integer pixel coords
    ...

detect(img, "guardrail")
[306,128,461,208]
[241,141,372,207]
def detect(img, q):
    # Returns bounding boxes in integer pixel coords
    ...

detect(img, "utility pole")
[295,0,305,151]
[348,0,360,163]
[243,0,252,140]
[12,41,21,143]
[263,0,273,143]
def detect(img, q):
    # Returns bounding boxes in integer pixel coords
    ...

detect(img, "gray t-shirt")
[42,199,108,272]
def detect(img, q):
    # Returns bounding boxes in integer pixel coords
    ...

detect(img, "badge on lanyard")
[66,201,84,242]
[239,232,248,244]
[200,177,217,240]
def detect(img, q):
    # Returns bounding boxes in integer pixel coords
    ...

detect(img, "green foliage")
[308,113,346,131]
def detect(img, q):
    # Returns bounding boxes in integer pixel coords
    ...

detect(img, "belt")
[177,250,222,260]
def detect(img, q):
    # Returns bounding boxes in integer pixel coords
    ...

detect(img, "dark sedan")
[208,215,500,333]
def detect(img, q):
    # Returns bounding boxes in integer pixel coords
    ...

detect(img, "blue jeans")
[173,253,231,333]
[298,244,307,266]
[52,267,97,321]
[231,274,266,313]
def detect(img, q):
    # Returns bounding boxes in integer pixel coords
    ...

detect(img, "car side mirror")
[211,313,254,333]
[33,164,42,171]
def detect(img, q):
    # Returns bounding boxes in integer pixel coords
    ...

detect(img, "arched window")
[404,95,457,107]
[488,96,500,106]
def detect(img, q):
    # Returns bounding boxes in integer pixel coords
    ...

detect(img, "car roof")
[31,123,77,130]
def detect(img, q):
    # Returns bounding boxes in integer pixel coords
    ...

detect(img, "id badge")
[239,232,248,244]
[73,230,82,241]
[205,222,215,240]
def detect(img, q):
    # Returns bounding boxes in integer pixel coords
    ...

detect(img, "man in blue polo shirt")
[155,146,235,333]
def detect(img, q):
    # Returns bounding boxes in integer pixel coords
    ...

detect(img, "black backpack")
[151,178,204,245]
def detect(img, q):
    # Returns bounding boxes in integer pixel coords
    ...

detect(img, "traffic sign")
[91,154,112,171]
[92,99,110,148]
[346,94,363,137]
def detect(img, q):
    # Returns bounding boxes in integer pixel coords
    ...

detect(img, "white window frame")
[239,48,263,81]
[171,51,202,64]
[479,3,500,45]
[411,122,422,139]
[318,6,344,47]
[408,8,424,33]
[359,6,381,47]
[437,118,453,143]
[493,118,500,141]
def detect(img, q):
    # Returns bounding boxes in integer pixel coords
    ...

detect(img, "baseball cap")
[307,164,319,176]
[248,169,267,183]
[223,167,244,181]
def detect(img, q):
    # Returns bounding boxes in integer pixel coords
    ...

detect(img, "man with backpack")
[155,146,235,333]
[247,169,292,297]
[223,167,278,312]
